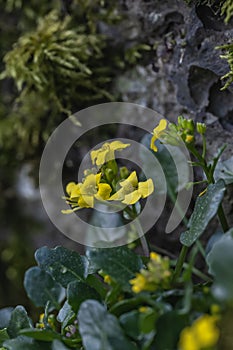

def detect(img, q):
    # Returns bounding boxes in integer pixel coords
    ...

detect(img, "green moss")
[217,42,233,90]
[1,10,112,114]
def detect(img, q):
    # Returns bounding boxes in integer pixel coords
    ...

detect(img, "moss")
[217,42,233,90]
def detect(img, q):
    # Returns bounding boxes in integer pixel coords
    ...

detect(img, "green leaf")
[180,180,225,247]
[0,329,9,345]
[24,267,65,309]
[88,247,143,291]
[85,274,107,299]
[207,228,233,301]
[20,329,60,342]
[152,311,188,350]
[0,308,13,329]
[214,155,233,185]
[35,246,88,288]
[139,309,157,334]
[78,300,137,350]
[3,337,49,350]
[119,311,140,340]
[7,306,32,338]
[67,281,101,313]
[57,302,75,333]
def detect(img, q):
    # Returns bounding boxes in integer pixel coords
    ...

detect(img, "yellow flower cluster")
[62,173,112,213]
[62,140,154,213]
[109,171,154,205]
[91,140,130,167]
[150,117,207,151]
[179,315,220,350]
[130,252,171,293]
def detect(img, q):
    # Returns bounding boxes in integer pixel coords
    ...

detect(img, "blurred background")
[0,0,232,311]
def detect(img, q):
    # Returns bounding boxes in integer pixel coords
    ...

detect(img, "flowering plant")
[0,117,232,350]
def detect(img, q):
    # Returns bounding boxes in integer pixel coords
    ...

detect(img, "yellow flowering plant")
[2,118,233,350]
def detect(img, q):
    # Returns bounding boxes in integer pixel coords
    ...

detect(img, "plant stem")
[217,204,229,232]
[125,207,150,257]
[172,245,188,284]
[188,144,229,233]
[134,217,150,257]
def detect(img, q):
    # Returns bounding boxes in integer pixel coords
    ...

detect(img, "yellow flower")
[139,306,149,313]
[150,252,161,262]
[130,253,171,294]
[109,171,154,205]
[36,313,45,329]
[185,134,194,143]
[179,315,220,350]
[130,273,147,293]
[104,274,112,284]
[62,173,112,213]
[150,119,167,152]
[179,327,199,350]
[91,141,130,167]
[193,315,219,348]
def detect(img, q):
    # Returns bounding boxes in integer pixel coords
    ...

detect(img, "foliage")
[217,42,233,90]
[0,0,150,163]
[0,117,232,349]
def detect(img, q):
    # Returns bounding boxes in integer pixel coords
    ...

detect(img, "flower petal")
[109,140,130,151]
[153,119,167,134]
[79,195,93,208]
[138,179,154,198]
[150,134,158,152]
[109,188,125,201]
[122,190,141,205]
[66,182,76,196]
[95,183,112,200]
[120,171,138,189]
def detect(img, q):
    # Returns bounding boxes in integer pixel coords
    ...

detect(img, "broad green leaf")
[67,281,101,313]
[24,267,65,309]
[214,155,233,185]
[0,308,13,329]
[20,329,61,342]
[88,247,143,291]
[35,246,88,288]
[78,300,137,350]
[3,336,50,350]
[119,310,140,340]
[7,306,32,338]
[152,311,188,350]
[0,329,9,345]
[180,180,225,247]
[139,308,157,334]
[207,228,233,301]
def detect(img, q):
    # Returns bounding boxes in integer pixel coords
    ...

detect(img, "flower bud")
[196,122,206,135]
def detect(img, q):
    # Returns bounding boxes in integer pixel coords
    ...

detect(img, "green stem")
[217,204,229,232]
[125,207,150,257]
[188,144,229,233]
[172,245,189,284]
[202,135,207,159]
